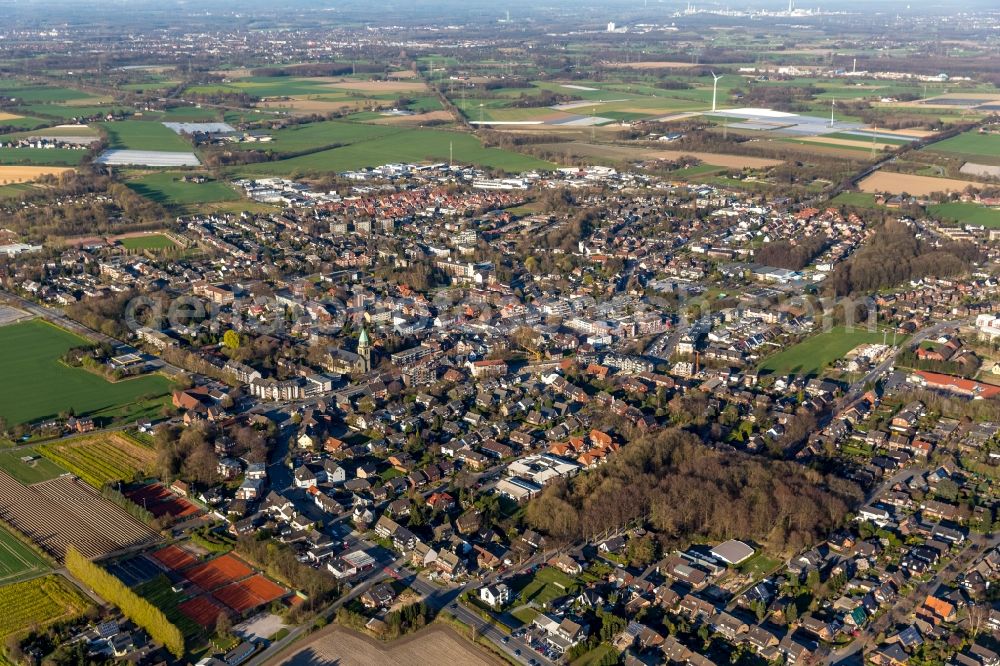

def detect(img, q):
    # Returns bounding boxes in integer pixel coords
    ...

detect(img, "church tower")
[358,328,373,373]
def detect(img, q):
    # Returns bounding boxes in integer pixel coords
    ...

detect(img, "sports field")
[0,319,171,426]
[0,575,89,639]
[236,127,554,175]
[758,327,888,377]
[117,233,179,250]
[929,202,1000,228]
[99,120,193,151]
[0,524,50,585]
[126,172,240,206]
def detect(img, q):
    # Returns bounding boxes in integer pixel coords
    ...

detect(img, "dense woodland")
[755,234,829,270]
[524,428,863,554]
[828,221,981,296]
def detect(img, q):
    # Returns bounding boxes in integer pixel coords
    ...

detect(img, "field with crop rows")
[0,470,157,560]
[0,575,89,639]
[37,432,156,488]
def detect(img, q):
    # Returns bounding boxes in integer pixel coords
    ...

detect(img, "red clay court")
[126,483,200,518]
[178,595,228,629]
[149,545,198,571]
[213,574,287,613]
[184,554,253,591]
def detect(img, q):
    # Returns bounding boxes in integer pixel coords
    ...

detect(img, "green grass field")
[99,120,193,151]
[736,552,782,580]
[0,449,67,485]
[0,147,85,166]
[758,326,888,377]
[0,84,92,104]
[831,191,881,208]
[571,643,619,666]
[126,173,240,207]
[0,182,42,199]
[509,606,540,626]
[0,115,48,130]
[0,320,171,426]
[0,524,50,586]
[118,233,180,250]
[512,566,579,606]
[238,120,397,153]
[0,575,90,639]
[136,575,205,640]
[236,126,553,175]
[929,202,1000,228]
[927,131,1000,162]
[18,103,129,121]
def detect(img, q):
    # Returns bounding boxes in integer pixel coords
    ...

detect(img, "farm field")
[235,120,398,153]
[926,131,1000,163]
[758,326,889,377]
[0,470,158,560]
[0,319,171,426]
[928,202,1000,228]
[5,124,100,139]
[858,171,981,196]
[99,120,193,151]
[0,84,93,104]
[0,114,48,130]
[126,172,240,207]
[0,147,85,166]
[0,524,50,585]
[235,127,554,175]
[0,182,43,199]
[36,432,156,488]
[0,449,67,485]
[276,625,502,666]
[0,575,89,639]
[531,141,783,169]
[0,165,74,185]
[16,103,129,121]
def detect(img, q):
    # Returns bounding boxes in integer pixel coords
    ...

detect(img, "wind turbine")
[829,98,836,127]
[710,71,723,112]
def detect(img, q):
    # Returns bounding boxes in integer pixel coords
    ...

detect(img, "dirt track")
[274,625,503,666]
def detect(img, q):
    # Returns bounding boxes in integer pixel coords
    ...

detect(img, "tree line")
[65,546,185,658]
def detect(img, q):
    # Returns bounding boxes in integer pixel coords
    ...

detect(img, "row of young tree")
[65,546,184,658]
[524,428,863,554]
